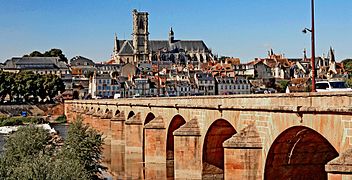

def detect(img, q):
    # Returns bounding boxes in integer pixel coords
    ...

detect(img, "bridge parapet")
[67,92,352,115]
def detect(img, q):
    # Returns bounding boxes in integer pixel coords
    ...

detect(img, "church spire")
[303,48,307,61]
[329,46,335,63]
[169,27,174,44]
[113,33,119,55]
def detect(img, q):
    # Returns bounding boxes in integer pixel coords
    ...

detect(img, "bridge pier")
[111,111,126,145]
[125,112,143,154]
[173,118,202,179]
[144,162,167,179]
[110,112,126,177]
[65,104,74,122]
[84,109,94,126]
[124,112,144,179]
[223,124,263,180]
[326,148,352,180]
[144,116,166,163]
[100,111,113,167]
[91,110,102,130]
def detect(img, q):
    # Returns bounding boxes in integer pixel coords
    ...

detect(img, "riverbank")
[0,124,56,134]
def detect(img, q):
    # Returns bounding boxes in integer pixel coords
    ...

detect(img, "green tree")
[0,71,7,102]
[5,72,16,103]
[0,121,104,179]
[342,59,352,74]
[60,119,104,178]
[275,80,290,93]
[43,74,65,102]
[28,51,44,57]
[23,48,68,63]
[346,78,352,87]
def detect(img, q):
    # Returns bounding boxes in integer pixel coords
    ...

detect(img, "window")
[220,85,223,90]
[99,80,102,84]
[316,83,329,89]
[106,86,110,90]
[103,80,106,84]
[98,86,101,90]
[107,80,110,84]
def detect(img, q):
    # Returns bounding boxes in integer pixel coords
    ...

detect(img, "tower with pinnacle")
[132,9,149,64]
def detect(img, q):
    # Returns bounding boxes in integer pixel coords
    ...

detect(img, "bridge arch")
[143,112,156,161]
[264,126,339,180]
[202,119,236,179]
[114,110,120,116]
[166,114,187,160]
[144,112,156,125]
[127,111,135,119]
[166,114,187,178]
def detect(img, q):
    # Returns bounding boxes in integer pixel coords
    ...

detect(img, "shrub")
[55,115,67,123]
[0,119,104,179]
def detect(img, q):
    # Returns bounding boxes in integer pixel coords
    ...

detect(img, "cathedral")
[111,9,214,66]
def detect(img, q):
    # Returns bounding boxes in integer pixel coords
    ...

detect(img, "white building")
[215,76,251,95]
[194,73,215,96]
[89,73,121,98]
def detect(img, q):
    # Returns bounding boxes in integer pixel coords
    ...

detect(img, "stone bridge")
[65,92,352,180]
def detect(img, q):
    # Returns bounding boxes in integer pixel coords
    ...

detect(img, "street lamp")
[302,0,316,92]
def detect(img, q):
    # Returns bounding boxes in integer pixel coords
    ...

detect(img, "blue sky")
[0,0,351,62]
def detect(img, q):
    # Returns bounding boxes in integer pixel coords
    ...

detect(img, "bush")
[0,116,46,127]
[60,119,104,178]
[1,118,23,126]
[0,119,104,179]
[55,115,67,123]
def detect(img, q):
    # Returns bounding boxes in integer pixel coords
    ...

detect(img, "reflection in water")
[166,160,174,179]
[111,144,125,178]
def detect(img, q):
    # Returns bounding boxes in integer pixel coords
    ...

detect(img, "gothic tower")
[169,27,174,44]
[113,33,120,64]
[132,9,149,64]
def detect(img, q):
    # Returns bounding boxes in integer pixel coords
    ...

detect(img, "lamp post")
[303,0,316,92]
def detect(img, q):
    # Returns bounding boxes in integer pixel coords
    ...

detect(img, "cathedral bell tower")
[132,9,149,64]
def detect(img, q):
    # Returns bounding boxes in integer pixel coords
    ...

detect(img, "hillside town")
[0,10,349,100]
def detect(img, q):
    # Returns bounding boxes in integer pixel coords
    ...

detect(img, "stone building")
[194,72,215,96]
[70,56,96,77]
[2,57,72,90]
[2,57,70,76]
[215,76,251,95]
[89,73,121,98]
[111,9,213,66]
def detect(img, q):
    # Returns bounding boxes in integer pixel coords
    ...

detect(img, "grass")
[54,115,67,123]
[0,115,46,127]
